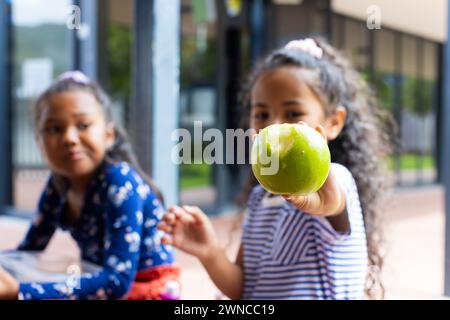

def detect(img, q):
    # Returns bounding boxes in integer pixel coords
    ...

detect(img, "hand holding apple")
[252,122,346,217]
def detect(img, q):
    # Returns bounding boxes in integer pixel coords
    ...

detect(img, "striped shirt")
[242,163,368,300]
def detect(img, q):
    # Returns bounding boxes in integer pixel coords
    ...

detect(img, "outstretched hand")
[158,205,219,263]
[252,121,346,217]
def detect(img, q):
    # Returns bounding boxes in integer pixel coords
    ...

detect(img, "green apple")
[251,123,331,196]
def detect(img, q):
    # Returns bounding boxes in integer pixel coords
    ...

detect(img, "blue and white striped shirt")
[242,163,368,300]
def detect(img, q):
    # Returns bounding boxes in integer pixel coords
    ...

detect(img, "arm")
[284,166,349,233]
[18,175,145,300]
[200,242,244,300]
[159,205,244,300]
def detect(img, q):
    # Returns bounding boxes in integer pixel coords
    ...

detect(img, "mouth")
[66,150,85,161]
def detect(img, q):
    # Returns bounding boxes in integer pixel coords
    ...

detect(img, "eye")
[77,122,92,130]
[43,125,62,135]
[286,111,303,119]
[253,112,269,121]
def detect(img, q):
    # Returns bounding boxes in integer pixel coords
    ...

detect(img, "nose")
[272,117,283,125]
[62,126,80,146]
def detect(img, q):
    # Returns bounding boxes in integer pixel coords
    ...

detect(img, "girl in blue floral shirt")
[0,71,179,300]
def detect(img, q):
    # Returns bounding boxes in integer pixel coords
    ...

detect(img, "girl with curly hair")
[159,38,392,300]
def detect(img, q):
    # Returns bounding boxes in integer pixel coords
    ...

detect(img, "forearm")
[322,182,350,233]
[19,282,68,300]
[326,205,350,233]
[200,248,244,300]
[18,270,132,300]
[286,180,349,233]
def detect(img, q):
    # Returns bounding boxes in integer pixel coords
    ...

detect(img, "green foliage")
[181,35,217,87]
[374,73,394,111]
[108,24,132,99]
[179,163,212,189]
[401,77,436,115]
[387,154,435,171]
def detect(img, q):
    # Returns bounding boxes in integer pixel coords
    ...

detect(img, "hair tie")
[57,70,91,84]
[284,38,323,59]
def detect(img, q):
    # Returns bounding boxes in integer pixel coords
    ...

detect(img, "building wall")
[332,0,448,43]
[7,0,444,214]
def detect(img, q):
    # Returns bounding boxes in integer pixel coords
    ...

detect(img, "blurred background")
[0,0,448,299]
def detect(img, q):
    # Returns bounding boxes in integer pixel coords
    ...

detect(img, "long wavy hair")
[238,38,395,299]
[32,74,164,203]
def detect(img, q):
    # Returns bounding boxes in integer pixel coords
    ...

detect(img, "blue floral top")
[16,161,175,300]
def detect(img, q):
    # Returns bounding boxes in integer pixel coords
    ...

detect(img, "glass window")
[342,18,368,73]
[419,40,438,183]
[12,0,74,213]
[399,35,420,185]
[331,14,345,49]
[179,0,218,213]
[103,0,133,129]
[373,29,399,181]
[374,29,395,112]
[272,0,328,46]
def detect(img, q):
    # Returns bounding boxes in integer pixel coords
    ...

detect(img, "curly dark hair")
[32,73,164,203]
[238,38,395,299]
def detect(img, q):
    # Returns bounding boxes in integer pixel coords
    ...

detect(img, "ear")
[324,106,347,141]
[105,123,116,149]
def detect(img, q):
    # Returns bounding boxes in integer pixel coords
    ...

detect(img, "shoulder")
[311,163,365,243]
[330,162,364,224]
[103,161,136,181]
[331,162,357,194]
[41,176,59,197]
[331,162,353,180]
[101,161,157,205]
[331,162,361,210]
[102,162,147,189]
[38,176,62,208]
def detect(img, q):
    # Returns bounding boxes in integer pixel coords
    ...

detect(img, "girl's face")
[36,90,115,180]
[250,66,346,140]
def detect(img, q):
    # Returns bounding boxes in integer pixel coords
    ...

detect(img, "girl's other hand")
[158,205,219,263]
[0,266,19,300]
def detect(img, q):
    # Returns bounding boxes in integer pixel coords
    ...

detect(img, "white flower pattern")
[108,181,133,208]
[124,231,141,252]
